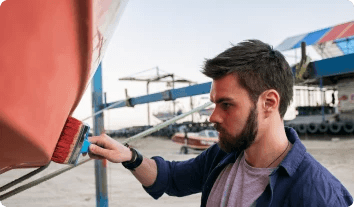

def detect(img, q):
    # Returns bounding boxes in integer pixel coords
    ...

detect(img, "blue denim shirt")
[144,127,353,206]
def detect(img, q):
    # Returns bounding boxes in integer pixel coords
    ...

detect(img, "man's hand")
[87,134,158,187]
[87,134,132,163]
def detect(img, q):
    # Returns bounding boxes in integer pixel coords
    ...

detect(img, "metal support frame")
[119,67,195,125]
[92,63,109,207]
[147,81,150,125]
[320,77,325,122]
[90,66,212,207]
[88,66,211,206]
[172,74,175,115]
[313,53,354,78]
[106,82,212,110]
[189,83,194,122]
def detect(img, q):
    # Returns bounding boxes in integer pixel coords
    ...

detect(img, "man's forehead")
[210,74,237,92]
[210,82,234,102]
[210,74,248,102]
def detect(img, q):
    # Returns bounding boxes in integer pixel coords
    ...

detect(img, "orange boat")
[0,0,128,174]
[171,130,219,154]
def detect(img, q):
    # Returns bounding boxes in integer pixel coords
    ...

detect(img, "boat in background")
[153,109,183,122]
[153,101,183,122]
[171,130,218,154]
[0,0,128,174]
[198,107,214,117]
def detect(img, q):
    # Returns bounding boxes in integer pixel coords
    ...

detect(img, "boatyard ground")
[1,136,354,207]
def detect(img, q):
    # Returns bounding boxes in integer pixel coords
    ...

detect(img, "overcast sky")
[73,0,354,130]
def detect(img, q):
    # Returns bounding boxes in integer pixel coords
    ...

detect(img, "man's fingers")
[88,153,106,160]
[89,135,111,149]
[89,144,110,159]
[88,152,105,160]
[87,134,126,163]
[88,135,105,145]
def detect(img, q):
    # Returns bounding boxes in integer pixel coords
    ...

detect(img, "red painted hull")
[0,0,127,173]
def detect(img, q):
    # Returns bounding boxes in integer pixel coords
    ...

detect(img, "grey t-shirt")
[206,152,275,207]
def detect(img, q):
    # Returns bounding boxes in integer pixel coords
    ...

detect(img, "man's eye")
[222,103,230,109]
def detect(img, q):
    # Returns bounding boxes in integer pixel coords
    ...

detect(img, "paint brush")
[51,116,91,165]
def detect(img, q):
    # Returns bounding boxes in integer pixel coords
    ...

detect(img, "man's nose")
[209,108,222,124]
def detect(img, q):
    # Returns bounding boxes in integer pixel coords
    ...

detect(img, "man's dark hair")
[202,39,294,118]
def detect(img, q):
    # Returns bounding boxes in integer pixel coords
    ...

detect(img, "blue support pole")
[92,63,109,207]
[106,82,212,109]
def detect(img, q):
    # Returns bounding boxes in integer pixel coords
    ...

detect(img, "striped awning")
[276,21,354,57]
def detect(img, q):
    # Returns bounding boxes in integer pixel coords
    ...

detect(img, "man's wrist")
[124,147,134,163]
[122,147,143,171]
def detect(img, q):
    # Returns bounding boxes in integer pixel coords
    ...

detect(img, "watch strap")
[122,147,143,171]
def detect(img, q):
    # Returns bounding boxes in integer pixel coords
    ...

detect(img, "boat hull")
[171,133,218,150]
[0,0,127,173]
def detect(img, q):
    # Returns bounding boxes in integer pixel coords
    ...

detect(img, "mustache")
[213,123,225,133]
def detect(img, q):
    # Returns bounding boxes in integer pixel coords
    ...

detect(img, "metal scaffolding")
[119,66,195,125]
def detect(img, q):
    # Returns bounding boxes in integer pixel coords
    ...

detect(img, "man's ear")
[260,89,280,117]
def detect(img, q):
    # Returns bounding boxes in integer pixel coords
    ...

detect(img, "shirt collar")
[278,127,307,176]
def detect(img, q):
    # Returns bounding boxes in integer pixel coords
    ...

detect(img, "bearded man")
[88,40,353,207]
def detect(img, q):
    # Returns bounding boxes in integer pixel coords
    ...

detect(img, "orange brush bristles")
[51,117,83,164]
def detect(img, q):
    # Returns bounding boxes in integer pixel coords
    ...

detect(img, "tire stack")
[327,121,354,135]
[318,122,329,134]
[306,123,319,134]
[328,122,342,135]
[293,123,307,135]
[288,120,354,136]
[342,121,354,134]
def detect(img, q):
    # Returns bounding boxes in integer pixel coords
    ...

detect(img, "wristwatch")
[122,146,143,171]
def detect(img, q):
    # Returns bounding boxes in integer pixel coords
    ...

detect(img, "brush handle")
[80,139,91,153]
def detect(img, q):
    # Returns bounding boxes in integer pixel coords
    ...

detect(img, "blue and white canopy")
[276,21,354,58]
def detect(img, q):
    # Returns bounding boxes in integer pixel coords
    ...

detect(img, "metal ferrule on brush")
[67,124,90,165]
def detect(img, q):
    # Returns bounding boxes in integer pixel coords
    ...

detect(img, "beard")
[214,106,258,153]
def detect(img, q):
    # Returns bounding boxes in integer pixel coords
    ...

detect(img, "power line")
[121,66,158,78]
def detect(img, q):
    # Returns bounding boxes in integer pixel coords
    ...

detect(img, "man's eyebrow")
[214,97,234,104]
